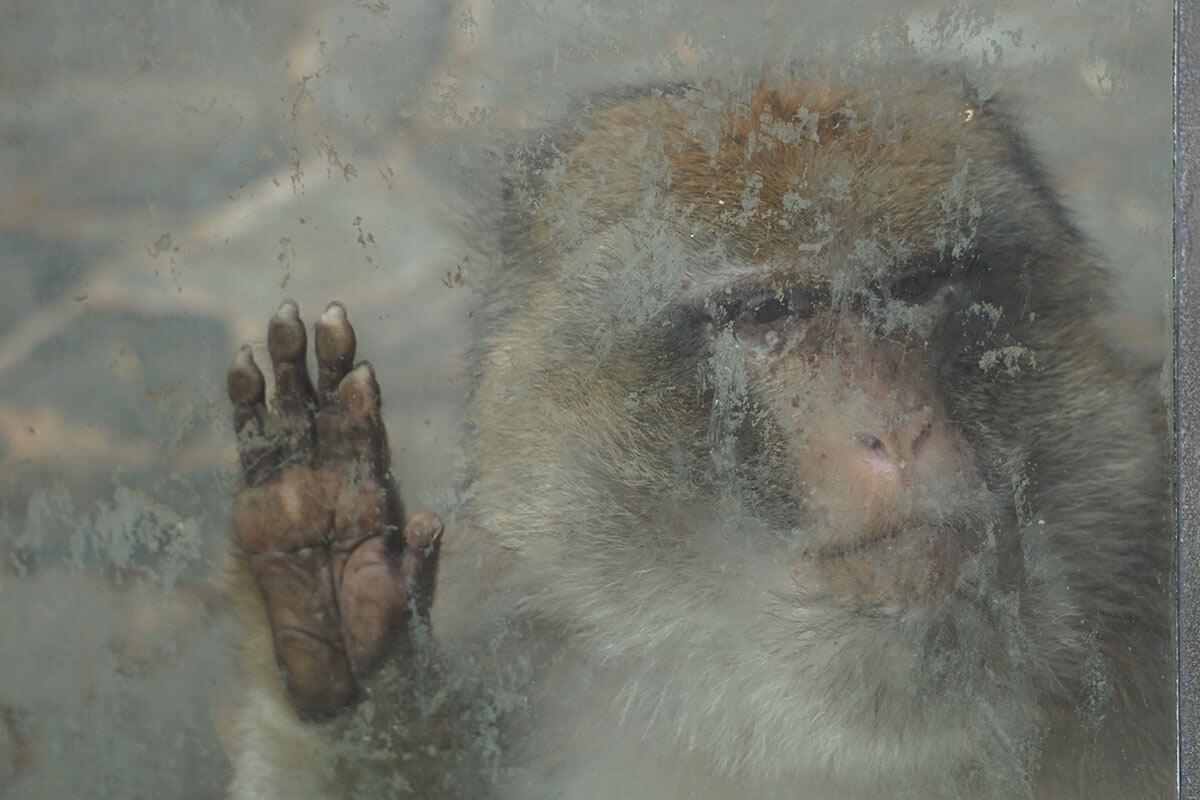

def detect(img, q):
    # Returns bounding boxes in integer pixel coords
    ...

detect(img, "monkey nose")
[853,419,932,475]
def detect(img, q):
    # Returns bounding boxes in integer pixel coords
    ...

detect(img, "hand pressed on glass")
[227,301,441,720]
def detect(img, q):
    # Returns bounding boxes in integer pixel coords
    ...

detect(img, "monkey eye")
[890,266,951,304]
[716,287,824,328]
[746,295,792,324]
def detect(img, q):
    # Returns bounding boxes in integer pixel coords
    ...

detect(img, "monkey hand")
[226,300,442,722]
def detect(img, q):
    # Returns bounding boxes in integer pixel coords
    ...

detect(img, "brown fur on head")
[513,72,1071,274]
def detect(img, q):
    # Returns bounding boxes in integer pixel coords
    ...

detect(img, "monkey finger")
[227,346,277,486]
[314,301,357,407]
[267,300,317,464]
[399,510,444,623]
[336,361,393,481]
[228,345,266,409]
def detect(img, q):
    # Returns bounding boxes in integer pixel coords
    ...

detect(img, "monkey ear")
[948,69,995,120]
[963,64,1044,120]
[970,89,1001,120]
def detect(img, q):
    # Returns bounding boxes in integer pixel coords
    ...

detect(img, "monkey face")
[535,79,1041,610]
[706,279,991,614]
[473,71,1169,789]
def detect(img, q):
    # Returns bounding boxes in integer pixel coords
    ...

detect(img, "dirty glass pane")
[0,0,1175,797]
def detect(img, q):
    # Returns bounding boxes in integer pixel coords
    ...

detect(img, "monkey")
[222,68,1174,799]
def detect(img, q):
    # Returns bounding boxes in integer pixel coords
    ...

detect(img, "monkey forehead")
[527,72,1053,275]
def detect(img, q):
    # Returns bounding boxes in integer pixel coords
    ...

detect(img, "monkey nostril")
[854,433,896,472]
[856,433,886,453]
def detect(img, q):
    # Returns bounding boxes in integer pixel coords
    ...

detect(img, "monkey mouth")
[808,524,909,561]
[801,511,961,559]
[794,518,980,609]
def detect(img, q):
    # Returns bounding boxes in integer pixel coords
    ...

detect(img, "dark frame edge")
[1177,0,1198,797]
